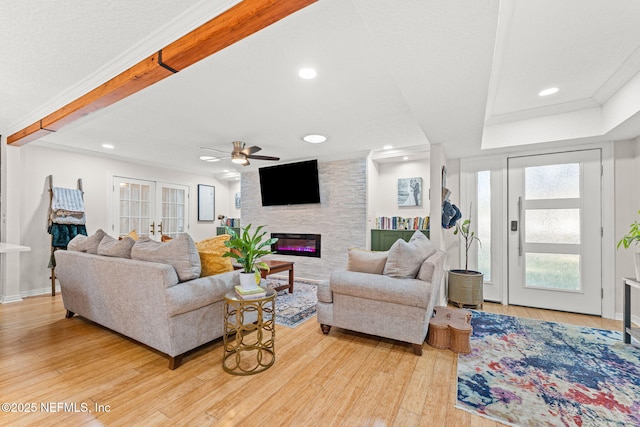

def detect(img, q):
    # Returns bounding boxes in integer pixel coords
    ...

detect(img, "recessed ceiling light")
[403,156,409,161]
[298,68,317,79]
[102,143,114,149]
[538,87,559,97]
[303,134,327,143]
[383,145,393,150]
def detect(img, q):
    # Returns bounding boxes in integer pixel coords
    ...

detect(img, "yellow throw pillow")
[127,229,139,240]
[196,234,234,277]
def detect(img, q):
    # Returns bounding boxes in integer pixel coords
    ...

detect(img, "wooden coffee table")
[234,259,294,293]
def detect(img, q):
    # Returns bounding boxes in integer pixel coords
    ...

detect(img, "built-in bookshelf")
[370,229,430,251]
[374,216,429,230]
[225,217,241,228]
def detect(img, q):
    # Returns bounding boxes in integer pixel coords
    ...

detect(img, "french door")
[112,177,189,240]
[507,150,602,315]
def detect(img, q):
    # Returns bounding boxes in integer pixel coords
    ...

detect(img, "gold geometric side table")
[223,288,276,375]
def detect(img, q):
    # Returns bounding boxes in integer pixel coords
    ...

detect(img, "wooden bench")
[426,306,473,354]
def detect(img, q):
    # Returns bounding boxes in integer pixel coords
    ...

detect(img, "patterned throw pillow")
[195,235,234,277]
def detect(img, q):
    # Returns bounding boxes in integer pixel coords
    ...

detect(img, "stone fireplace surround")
[240,158,367,281]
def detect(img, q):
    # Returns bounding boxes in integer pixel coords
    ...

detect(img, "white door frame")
[459,141,615,319]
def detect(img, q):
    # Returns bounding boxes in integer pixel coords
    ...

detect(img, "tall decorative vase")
[634,253,640,281]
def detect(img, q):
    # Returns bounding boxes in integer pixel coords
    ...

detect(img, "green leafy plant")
[223,224,278,281]
[617,210,640,250]
[453,204,481,272]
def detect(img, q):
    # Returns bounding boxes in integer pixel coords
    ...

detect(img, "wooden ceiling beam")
[7,0,317,146]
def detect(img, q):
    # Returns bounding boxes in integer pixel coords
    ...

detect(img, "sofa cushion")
[67,228,107,254]
[98,235,134,258]
[347,248,388,275]
[131,234,201,282]
[196,235,234,277]
[383,231,435,279]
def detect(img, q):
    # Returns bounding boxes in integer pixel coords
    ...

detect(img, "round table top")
[225,287,276,303]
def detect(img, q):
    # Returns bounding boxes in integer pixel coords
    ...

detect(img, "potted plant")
[448,205,484,308]
[223,224,278,290]
[617,209,640,280]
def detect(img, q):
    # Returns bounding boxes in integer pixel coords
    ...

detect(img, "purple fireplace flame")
[271,233,321,258]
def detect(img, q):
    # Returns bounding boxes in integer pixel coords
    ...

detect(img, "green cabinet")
[217,227,240,236]
[370,229,430,251]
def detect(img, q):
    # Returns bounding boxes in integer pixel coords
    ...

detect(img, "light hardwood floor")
[0,295,622,426]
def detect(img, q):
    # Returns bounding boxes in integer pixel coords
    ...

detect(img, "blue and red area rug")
[456,311,640,427]
[265,277,318,328]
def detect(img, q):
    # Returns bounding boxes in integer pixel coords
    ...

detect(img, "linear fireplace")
[271,233,321,258]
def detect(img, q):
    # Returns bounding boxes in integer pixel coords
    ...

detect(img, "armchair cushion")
[347,248,388,274]
[330,270,432,308]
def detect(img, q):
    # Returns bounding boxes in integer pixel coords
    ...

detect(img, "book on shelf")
[234,285,266,299]
[374,216,429,231]
[225,218,241,228]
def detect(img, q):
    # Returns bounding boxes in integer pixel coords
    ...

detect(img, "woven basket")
[448,269,483,308]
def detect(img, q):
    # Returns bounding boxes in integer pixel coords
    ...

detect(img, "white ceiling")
[2,0,640,180]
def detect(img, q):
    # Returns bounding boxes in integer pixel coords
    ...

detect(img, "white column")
[0,138,27,303]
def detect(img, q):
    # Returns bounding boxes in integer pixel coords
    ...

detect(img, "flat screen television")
[259,159,321,206]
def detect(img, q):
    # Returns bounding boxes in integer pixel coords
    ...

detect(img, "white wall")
[369,157,430,219]
[614,139,640,323]
[13,144,234,298]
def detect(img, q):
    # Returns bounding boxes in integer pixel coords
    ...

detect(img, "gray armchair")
[316,231,446,355]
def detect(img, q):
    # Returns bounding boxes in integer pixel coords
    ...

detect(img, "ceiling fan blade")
[241,145,262,156]
[247,154,280,161]
[200,146,228,154]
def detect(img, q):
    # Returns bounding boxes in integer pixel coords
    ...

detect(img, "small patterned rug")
[264,277,319,328]
[456,311,640,427]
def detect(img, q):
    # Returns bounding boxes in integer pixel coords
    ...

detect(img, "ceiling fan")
[200,141,280,166]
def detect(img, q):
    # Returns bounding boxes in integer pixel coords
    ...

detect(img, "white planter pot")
[634,253,640,281]
[239,271,259,290]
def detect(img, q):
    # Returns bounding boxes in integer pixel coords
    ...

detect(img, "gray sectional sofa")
[54,231,243,369]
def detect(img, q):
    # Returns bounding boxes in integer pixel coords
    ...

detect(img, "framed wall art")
[197,184,215,221]
[397,177,423,207]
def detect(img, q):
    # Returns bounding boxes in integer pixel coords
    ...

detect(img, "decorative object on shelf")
[397,177,423,206]
[223,224,278,290]
[217,214,226,226]
[616,209,640,280]
[448,203,484,308]
[197,184,215,221]
[441,187,461,229]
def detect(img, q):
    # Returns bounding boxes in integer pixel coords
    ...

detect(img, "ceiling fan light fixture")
[231,152,248,165]
[303,134,327,144]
